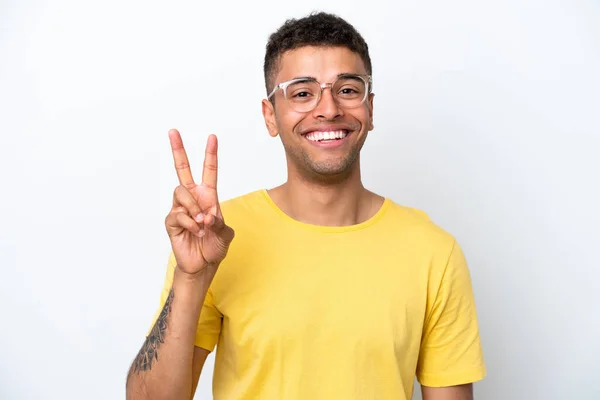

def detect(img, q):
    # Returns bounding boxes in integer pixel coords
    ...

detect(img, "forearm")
[421,384,474,400]
[126,267,211,400]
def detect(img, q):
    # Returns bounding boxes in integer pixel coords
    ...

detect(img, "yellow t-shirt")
[151,189,486,399]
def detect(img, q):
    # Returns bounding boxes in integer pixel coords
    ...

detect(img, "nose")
[312,86,343,120]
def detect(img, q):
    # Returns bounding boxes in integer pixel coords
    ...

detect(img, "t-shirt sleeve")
[416,241,487,387]
[147,252,223,352]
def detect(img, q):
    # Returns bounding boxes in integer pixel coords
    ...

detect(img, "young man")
[126,12,486,400]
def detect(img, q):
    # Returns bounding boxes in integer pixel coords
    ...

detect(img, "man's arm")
[416,241,486,391]
[190,347,211,398]
[125,268,211,400]
[422,383,473,400]
[125,131,233,399]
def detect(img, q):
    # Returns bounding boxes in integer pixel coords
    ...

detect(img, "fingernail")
[197,229,205,237]
[195,213,204,223]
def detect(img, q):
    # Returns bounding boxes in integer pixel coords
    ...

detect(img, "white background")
[1,0,599,399]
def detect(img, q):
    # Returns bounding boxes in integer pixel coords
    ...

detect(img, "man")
[126,12,486,400]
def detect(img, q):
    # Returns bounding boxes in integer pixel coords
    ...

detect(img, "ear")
[262,99,279,137]
[367,93,375,131]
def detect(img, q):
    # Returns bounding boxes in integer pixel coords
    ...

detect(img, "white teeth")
[305,130,348,142]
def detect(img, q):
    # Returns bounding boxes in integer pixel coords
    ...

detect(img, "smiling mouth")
[304,130,350,142]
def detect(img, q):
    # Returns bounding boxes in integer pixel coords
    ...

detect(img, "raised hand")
[164,129,235,276]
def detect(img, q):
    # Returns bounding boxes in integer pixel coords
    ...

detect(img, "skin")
[125,45,475,400]
[421,385,474,400]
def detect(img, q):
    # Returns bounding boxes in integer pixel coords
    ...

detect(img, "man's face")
[262,46,374,179]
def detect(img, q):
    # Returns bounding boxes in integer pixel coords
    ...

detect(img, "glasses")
[267,74,372,113]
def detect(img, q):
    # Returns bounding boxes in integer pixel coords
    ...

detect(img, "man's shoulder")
[383,199,457,250]
[385,200,433,226]
[219,189,268,219]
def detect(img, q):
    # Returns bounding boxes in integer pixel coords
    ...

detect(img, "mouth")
[303,129,350,143]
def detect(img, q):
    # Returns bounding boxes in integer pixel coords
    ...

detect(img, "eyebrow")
[290,72,363,81]
[290,75,316,81]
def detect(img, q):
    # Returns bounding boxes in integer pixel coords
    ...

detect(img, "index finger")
[168,129,195,188]
[202,134,218,189]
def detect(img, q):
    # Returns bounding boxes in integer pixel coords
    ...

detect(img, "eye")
[287,80,319,101]
[337,86,362,98]
[293,91,313,98]
[288,85,317,102]
[339,87,358,95]
[334,76,366,98]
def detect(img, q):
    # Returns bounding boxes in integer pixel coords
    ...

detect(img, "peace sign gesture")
[165,129,235,276]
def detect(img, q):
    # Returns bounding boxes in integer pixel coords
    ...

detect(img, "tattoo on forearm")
[132,288,174,373]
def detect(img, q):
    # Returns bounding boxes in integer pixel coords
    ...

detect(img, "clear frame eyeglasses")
[267,74,372,113]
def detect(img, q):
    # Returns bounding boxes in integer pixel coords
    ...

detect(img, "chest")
[213,242,430,356]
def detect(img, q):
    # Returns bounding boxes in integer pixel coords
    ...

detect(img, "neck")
[268,160,384,227]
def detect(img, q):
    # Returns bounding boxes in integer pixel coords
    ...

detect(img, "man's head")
[263,12,372,96]
[261,12,375,181]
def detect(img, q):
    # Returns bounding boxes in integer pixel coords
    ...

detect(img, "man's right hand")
[165,129,235,277]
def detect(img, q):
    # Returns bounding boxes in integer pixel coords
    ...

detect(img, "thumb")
[206,214,235,245]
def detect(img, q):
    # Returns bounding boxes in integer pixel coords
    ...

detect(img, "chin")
[305,157,357,177]
[285,144,360,179]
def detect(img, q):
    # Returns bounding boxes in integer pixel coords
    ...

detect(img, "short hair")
[263,12,372,95]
